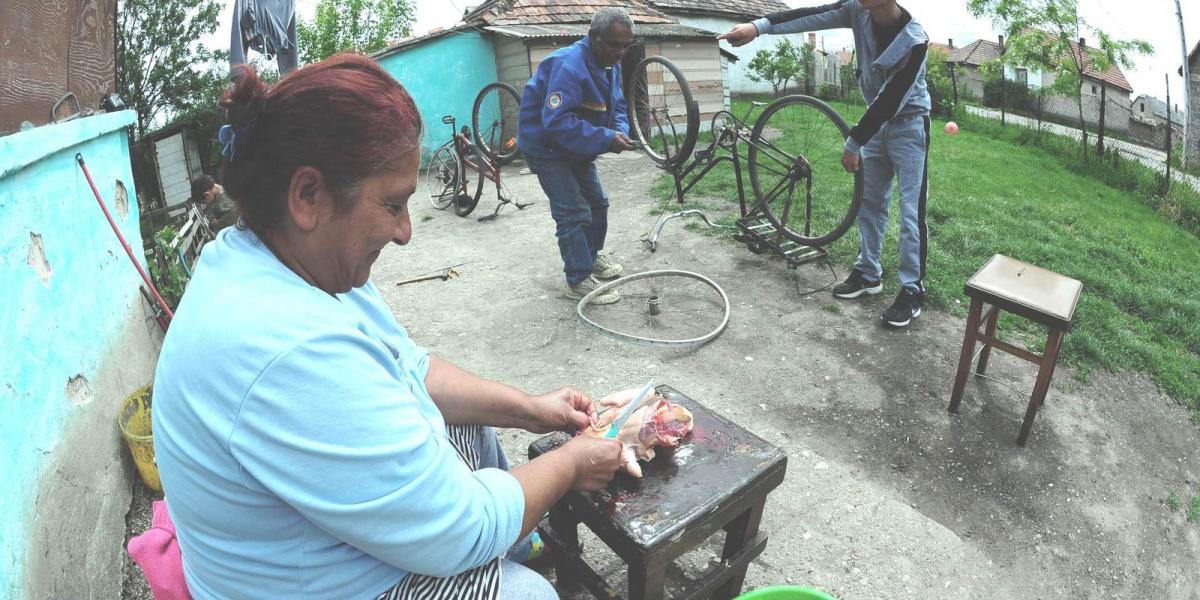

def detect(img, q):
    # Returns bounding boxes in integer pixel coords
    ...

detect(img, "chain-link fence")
[948,66,1198,196]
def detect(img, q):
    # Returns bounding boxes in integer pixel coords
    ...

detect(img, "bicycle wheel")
[747,95,863,247]
[426,144,461,210]
[454,141,485,217]
[628,56,699,167]
[473,82,522,166]
[576,270,729,348]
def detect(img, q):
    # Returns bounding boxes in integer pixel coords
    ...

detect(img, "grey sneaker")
[566,275,619,304]
[592,253,624,280]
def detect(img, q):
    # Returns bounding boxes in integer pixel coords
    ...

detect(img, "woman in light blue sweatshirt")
[152,54,623,600]
[722,0,933,327]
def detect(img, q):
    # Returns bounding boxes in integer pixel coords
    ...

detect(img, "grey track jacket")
[752,0,931,153]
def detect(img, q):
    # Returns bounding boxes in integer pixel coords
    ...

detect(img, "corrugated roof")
[487,22,714,39]
[644,0,788,21]
[1133,95,1185,124]
[465,0,676,26]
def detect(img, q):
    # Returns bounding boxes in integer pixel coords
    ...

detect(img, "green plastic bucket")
[735,586,838,600]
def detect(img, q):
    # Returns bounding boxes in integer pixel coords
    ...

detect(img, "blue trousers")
[855,114,931,292]
[525,154,609,286]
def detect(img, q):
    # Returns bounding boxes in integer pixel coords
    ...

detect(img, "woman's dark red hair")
[219,53,422,231]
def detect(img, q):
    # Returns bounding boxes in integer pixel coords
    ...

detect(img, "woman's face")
[323,149,419,291]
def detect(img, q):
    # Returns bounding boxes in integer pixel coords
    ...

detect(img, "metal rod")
[76,153,174,326]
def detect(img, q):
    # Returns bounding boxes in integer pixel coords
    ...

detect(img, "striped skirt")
[374,425,502,600]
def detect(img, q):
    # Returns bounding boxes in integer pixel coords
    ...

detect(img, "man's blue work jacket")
[517,35,630,161]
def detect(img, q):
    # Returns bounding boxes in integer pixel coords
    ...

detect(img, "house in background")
[948,35,1134,134]
[1128,94,1185,150]
[947,38,1003,99]
[646,0,840,95]
[372,0,734,161]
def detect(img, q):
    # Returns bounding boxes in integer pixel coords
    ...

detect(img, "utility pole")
[1176,0,1190,168]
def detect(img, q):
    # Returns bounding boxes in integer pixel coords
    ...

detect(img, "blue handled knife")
[604,380,656,439]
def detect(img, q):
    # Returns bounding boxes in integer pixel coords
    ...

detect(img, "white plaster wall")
[675,15,832,96]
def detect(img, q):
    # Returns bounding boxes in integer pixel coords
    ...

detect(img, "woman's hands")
[527,387,598,434]
[559,435,623,491]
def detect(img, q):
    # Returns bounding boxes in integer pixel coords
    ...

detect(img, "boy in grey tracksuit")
[721,0,931,327]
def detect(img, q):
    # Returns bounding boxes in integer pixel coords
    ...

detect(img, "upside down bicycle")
[575,55,864,349]
[425,82,531,221]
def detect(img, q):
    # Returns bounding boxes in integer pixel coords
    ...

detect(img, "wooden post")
[1165,74,1173,196]
[999,35,1007,126]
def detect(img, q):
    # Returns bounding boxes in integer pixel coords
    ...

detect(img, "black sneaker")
[882,288,923,327]
[832,270,883,299]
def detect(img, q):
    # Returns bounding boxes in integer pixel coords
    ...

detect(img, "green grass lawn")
[650,98,1200,418]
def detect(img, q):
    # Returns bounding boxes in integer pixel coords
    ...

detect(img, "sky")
[206,0,1199,106]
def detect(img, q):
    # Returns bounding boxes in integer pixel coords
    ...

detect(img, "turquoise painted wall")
[376,31,499,163]
[0,111,143,596]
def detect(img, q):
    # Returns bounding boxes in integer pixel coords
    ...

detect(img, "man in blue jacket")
[722,0,931,327]
[519,7,637,304]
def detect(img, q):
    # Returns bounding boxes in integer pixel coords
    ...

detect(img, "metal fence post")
[1097,81,1107,156]
[999,35,1007,127]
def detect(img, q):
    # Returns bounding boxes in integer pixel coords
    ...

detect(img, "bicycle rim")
[473,82,522,166]
[747,96,863,247]
[576,270,729,348]
[426,146,461,210]
[629,56,698,166]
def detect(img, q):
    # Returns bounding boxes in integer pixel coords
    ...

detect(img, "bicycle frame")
[645,102,830,268]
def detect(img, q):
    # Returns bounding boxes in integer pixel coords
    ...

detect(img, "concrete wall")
[377,31,499,164]
[676,14,820,96]
[0,110,162,599]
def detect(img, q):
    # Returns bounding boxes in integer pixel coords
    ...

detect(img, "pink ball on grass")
[945,122,960,135]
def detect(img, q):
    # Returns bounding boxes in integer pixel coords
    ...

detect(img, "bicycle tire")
[747,95,863,247]
[576,270,729,349]
[472,82,522,166]
[426,144,461,210]
[628,56,699,167]
[454,141,485,217]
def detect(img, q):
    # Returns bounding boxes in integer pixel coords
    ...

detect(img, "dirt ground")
[124,151,1200,600]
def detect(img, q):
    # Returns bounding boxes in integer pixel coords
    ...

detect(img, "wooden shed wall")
[645,40,725,125]
[0,0,117,134]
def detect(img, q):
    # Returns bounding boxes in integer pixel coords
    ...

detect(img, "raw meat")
[585,387,694,478]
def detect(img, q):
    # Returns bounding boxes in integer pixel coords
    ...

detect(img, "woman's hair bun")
[220,65,268,126]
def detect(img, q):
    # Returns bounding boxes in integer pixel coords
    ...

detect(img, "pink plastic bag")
[127,500,192,600]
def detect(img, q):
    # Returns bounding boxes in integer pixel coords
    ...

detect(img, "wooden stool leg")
[714,502,765,599]
[548,502,581,591]
[1017,329,1065,446]
[949,299,984,413]
[627,559,667,600]
[975,304,1001,376]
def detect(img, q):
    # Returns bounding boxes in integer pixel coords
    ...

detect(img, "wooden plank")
[68,0,116,109]
[0,0,70,131]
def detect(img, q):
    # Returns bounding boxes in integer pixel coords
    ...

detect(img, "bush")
[816,83,841,101]
[983,77,1038,114]
[926,47,955,118]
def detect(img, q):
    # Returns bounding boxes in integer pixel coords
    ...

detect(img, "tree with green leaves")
[116,0,226,138]
[747,38,802,97]
[297,0,416,64]
[790,41,818,95]
[967,0,1151,157]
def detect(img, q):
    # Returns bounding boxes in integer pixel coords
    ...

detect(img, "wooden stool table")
[529,385,787,600]
[948,254,1082,446]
